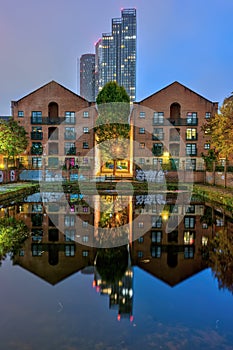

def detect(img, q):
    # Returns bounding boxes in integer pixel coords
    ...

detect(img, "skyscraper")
[80,8,137,102]
[96,8,137,102]
[80,54,95,102]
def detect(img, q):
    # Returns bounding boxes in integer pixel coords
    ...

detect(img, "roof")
[139,81,217,104]
[13,80,90,104]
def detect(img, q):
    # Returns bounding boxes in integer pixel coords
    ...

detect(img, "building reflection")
[0,192,233,319]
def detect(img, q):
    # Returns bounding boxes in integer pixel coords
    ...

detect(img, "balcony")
[168,118,198,126]
[31,117,67,125]
[31,132,43,140]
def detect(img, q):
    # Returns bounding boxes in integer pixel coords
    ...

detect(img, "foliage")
[201,149,218,171]
[204,99,233,158]
[0,217,29,264]
[0,119,28,167]
[95,246,129,283]
[202,229,233,294]
[95,82,130,173]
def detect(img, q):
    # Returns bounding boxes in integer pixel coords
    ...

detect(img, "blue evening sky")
[0,0,233,115]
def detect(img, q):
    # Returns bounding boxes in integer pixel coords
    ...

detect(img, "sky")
[0,0,233,115]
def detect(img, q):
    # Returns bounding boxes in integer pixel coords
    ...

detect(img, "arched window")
[170,103,181,120]
[48,102,59,123]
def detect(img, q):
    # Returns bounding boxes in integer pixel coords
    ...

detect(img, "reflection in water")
[0,193,233,350]
[0,192,233,316]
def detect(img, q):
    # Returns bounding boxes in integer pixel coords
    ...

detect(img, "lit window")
[186,128,197,140]
[184,231,195,244]
[202,236,208,245]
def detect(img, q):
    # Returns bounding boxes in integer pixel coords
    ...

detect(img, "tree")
[0,119,28,169]
[204,98,233,159]
[0,217,29,264]
[95,82,130,175]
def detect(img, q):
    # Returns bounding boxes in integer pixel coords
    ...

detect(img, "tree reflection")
[202,228,233,293]
[95,246,129,283]
[0,217,29,264]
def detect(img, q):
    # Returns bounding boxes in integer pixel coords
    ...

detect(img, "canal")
[0,190,233,349]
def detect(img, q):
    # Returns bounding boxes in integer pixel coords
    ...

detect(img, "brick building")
[11,80,96,173]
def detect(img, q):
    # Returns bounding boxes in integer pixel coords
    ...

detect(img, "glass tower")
[80,54,96,102]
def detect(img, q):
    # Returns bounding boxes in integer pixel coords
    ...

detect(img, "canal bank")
[0,183,39,204]
[193,184,233,209]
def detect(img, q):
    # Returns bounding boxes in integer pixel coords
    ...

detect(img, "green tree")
[95,82,130,175]
[0,119,28,169]
[0,217,29,264]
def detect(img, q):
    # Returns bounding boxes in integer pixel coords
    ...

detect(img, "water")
[0,191,233,350]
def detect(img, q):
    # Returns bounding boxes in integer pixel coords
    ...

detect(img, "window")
[32,157,42,168]
[83,111,89,118]
[137,251,143,258]
[65,245,75,256]
[153,158,163,166]
[152,143,164,156]
[65,127,75,140]
[202,236,208,245]
[151,246,161,258]
[139,128,145,134]
[31,111,42,124]
[83,127,89,134]
[83,157,89,164]
[139,111,145,118]
[186,112,197,125]
[205,112,211,119]
[153,112,164,124]
[139,142,145,149]
[152,216,162,228]
[82,236,89,243]
[138,237,144,243]
[186,159,196,170]
[65,229,75,241]
[18,111,24,117]
[82,250,89,257]
[138,221,144,228]
[184,216,195,229]
[83,142,89,149]
[186,144,197,156]
[153,128,164,140]
[204,143,210,150]
[184,246,194,259]
[184,231,195,244]
[186,205,195,213]
[64,142,76,155]
[31,142,43,155]
[64,215,75,227]
[82,221,88,227]
[151,231,162,243]
[139,158,145,164]
[186,128,197,140]
[31,126,42,140]
[202,223,208,229]
[32,244,43,256]
[83,206,89,213]
[65,112,75,124]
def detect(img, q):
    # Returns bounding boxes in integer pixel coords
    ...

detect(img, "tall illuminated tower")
[95,8,136,101]
[80,54,95,102]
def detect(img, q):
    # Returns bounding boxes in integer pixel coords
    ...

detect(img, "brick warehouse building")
[8,80,218,180]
